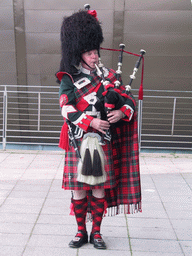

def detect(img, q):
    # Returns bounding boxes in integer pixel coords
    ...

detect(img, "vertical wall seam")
[13,0,28,85]
[112,0,125,65]
[13,0,30,141]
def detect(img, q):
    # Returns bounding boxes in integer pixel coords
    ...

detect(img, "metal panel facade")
[1,0,191,89]
[0,1,17,85]
[0,0,191,150]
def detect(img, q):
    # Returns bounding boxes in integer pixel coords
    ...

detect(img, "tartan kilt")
[62,134,116,190]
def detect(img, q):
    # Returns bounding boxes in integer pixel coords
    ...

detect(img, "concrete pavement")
[0,149,192,256]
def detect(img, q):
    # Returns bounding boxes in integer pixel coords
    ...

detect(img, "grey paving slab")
[103,237,131,250]
[1,203,43,214]
[46,190,70,199]
[170,219,192,230]
[180,241,192,256]
[0,197,5,204]
[163,201,192,212]
[5,197,45,206]
[26,234,73,248]
[102,215,127,227]
[79,248,131,256]
[0,233,29,246]
[141,188,161,202]
[0,189,10,199]
[158,194,191,204]
[42,198,69,208]
[102,225,128,238]
[37,214,74,225]
[16,179,53,186]
[127,216,178,240]
[6,190,49,199]
[128,202,168,219]
[40,203,70,215]
[0,152,10,161]
[129,226,177,240]
[174,228,192,241]
[0,222,34,234]
[0,180,17,189]
[49,178,63,189]
[127,217,172,229]
[12,183,51,192]
[32,223,77,236]
[132,252,184,256]
[0,169,25,180]
[0,154,36,169]
[23,246,77,256]
[0,212,38,224]
[131,239,183,254]
[0,246,24,256]
[166,209,192,220]
[20,170,57,180]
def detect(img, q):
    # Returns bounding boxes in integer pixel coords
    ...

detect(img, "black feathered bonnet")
[59,10,103,74]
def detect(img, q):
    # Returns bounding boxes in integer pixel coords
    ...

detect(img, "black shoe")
[69,231,88,248]
[90,232,107,249]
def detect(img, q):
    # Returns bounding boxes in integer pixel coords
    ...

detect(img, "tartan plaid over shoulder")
[105,109,142,214]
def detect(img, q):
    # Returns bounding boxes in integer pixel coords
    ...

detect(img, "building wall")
[0,0,191,91]
[0,0,17,85]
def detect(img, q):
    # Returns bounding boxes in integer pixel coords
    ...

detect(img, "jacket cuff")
[120,105,134,121]
[74,114,94,132]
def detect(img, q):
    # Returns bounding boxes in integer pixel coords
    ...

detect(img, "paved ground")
[0,149,191,256]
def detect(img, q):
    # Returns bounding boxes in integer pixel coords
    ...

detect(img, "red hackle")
[88,10,98,19]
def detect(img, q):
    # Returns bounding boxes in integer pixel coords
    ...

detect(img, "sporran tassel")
[82,148,93,176]
[92,148,103,177]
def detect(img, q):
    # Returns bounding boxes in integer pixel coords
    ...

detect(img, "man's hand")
[90,118,110,134]
[107,110,125,123]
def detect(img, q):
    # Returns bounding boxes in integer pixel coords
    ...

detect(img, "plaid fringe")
[85,202,142,222]
[106,202,142,216]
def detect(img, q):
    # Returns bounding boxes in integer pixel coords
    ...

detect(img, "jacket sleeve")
[119,87,136,122]
[59,74,93,131]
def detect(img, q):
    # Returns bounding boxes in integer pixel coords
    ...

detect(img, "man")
[56,8,141,250]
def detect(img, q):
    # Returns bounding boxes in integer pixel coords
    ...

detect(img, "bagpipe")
[93,43,145,146]
[95,44,146,115]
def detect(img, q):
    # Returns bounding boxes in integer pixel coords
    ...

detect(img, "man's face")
[81,50,99,70]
